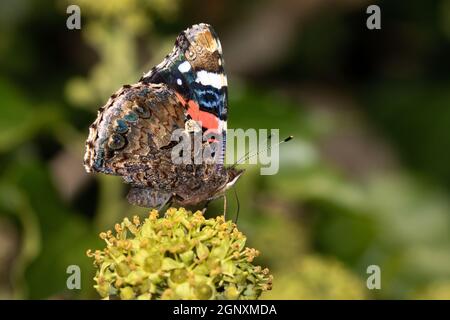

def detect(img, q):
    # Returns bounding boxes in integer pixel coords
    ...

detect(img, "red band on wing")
[175,92,219,130]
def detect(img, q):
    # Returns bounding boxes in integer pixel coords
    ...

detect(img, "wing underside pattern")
[141,23,228,165]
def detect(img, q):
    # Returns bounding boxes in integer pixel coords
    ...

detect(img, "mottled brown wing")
[84,82,185,179]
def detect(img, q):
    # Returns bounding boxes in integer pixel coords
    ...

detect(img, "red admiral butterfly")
[84,24,244,209]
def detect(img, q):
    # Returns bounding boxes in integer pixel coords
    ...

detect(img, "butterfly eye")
[133,103,151,119]
[114,119,128,134]
[108,134,126,150]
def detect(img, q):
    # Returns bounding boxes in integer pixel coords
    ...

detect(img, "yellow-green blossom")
[87,208,272,300]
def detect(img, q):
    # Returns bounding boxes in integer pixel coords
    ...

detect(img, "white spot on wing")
[195,70,227,89]
[177,78,182,85]
[220,120,227,132]
[178,61,191,73]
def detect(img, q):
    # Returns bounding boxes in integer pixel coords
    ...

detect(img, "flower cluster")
[87,208,272,300]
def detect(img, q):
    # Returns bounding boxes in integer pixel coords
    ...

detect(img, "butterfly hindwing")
[84,82,185,176]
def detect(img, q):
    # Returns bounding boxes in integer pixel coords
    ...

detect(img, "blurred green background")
[1,0,450,299]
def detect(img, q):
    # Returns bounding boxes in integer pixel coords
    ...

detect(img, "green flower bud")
[170,269,188,283]
[175,282,192,299]
[224,284,240,300]
[180,250,194,264]
[137,293,151,300]
[196,242,209,260]
[162,257,185,270]
[194,284,213,300]
[94,280,110,298]
[116,262,131,277]
[144,255,162,273]
[120,287,135,300]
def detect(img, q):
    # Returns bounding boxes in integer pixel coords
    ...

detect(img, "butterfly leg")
[159,194,174,217]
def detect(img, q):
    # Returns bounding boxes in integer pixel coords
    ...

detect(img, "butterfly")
[84,23,244,209]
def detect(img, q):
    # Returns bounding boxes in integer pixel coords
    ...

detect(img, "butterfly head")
[224,167,245,191]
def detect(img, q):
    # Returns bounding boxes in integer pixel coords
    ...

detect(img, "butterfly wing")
[141,23,228,166]
[84,83,185,178]
[84,24,232,208]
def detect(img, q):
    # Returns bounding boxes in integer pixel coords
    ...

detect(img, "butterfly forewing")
[142,23,228,165]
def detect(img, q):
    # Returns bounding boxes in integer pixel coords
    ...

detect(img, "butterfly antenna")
[233,135,293,167]
[233,186,240,225]
[232,134,272,168]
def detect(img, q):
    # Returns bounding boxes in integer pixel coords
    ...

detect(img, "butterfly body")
[84,24,243,208]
